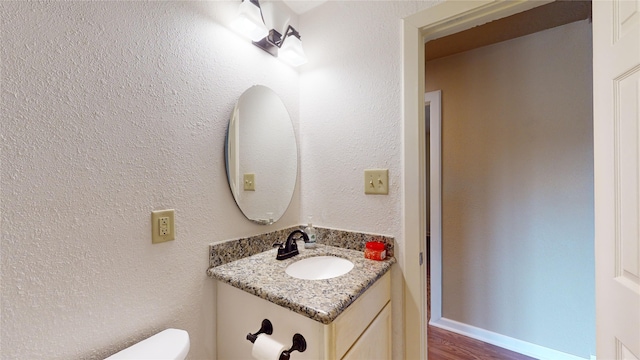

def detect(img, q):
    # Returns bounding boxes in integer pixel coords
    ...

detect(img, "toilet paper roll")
[251,334,286,360]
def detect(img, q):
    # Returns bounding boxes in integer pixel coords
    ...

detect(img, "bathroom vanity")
[209,245,394,360]
[216,86,395,359]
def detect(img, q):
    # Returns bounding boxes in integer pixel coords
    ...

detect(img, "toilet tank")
[105,328,190,360]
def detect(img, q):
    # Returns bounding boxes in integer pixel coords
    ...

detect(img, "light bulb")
[230,0,268,42]
[279,35,308,67]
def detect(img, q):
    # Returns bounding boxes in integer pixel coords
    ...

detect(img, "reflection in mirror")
[225,85,298,224]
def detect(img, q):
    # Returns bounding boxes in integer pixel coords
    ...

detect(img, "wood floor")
[427,264,536,360]
[428,325,536,360]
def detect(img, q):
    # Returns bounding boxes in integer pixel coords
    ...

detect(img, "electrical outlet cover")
[151,209,175,244]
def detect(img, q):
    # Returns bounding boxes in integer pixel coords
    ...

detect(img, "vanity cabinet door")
[341,302,391,360]
[329,272,391,359]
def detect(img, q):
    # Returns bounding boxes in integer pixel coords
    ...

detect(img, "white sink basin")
[285,256,354,280]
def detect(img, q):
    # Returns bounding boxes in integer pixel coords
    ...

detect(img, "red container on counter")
[364,241,386,261]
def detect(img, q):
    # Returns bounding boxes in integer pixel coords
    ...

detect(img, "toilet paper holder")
[247,319,274,343]
[246,319,307,359]
[279,333,306,360]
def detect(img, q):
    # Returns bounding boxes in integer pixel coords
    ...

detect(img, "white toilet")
[105,328,190,360]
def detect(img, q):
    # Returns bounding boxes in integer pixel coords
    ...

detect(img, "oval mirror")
[225,85,298,224]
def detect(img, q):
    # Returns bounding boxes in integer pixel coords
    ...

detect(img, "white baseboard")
[429,317,589,360]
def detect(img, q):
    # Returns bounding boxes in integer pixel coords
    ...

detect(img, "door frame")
[425,90,442,325]
[401,1,554,358]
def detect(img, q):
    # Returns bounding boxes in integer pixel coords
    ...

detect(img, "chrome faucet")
[274,230,308,260]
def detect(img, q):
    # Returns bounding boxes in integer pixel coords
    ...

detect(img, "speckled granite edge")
[209,227,394,268]
[208,245,396,324]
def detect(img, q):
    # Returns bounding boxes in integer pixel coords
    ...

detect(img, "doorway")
[402,1,595,359]
[424,90,535,359]
[426,14,595,357]
[424,90,441,326]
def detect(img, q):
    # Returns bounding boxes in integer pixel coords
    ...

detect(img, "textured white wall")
[1,1,300,359]
[297,1,436,358]
[426,20,595,358]
[299,1,426,236]
[2,0,454,358]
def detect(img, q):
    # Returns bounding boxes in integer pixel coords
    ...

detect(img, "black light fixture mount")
[253,25,302,57]
[232,0,307,66]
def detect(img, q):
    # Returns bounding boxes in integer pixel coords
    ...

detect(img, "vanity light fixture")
[260,25,308,67]
[232,0,308,67]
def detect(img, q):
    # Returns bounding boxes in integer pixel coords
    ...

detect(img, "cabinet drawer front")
[331,272,390,359]
[341,302,392,360]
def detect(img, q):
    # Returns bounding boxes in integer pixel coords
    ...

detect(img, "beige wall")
[426,20,595,358]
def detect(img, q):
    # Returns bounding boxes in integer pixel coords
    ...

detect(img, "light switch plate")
[364,169,389,195]
[243,173,255,191]
[151,209,175,244]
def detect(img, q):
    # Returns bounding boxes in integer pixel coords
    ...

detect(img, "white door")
[593,0,640,359]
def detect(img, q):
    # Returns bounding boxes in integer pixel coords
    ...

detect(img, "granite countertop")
[207,244,395,324]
